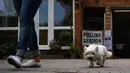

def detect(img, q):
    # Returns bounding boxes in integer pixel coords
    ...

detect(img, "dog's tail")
[106,51,112,58]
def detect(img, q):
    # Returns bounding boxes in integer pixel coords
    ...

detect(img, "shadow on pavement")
[81,66,111,69]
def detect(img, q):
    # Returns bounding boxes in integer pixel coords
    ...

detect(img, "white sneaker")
[7,55,22,68]
[22,60,42,68]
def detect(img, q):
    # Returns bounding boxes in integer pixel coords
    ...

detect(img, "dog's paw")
[100,65,104,67]
[89,66,94,68]
[96,62,100,65]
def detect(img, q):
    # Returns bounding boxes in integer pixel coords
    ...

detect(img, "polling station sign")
[82,30,103,45]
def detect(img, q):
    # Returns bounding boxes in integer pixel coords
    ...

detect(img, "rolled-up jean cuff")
[31,50,40,57]
[16,49,26,58]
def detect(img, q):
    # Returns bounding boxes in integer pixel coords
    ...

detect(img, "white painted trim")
[104,13,106,30]
[48,0,54,45]
[34,9,40,45]
[73,0,75,45]
[39,45,70,50]
[39,45,50,50]
[0,27,18,30]
[39,27,73,30]
[54,26,73,30]
[39,27,48,30]
[61,46,70,50]
[114,10,130,12]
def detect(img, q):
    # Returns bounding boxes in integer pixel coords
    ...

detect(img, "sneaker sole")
[22,65,41,68]
[7,58,21,68]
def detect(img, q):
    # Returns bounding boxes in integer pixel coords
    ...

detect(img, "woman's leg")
[19,0,43,68]
[7,0,43,68]
[7,0,23,68]
[13,0,22,16]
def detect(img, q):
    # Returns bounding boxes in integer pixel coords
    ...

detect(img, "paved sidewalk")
[0,59,130,73]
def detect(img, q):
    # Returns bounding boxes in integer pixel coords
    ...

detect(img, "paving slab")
[0,59,129,73]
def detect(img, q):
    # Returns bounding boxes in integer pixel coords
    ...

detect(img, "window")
[0,0,18,27]
[39,30,48,45]
[0,30,18,45]
[38,0,74,50]
[54,0,73,26]
[0,0,18,45]
[83,7,105,30]
[54,30,73,46]
[0,0,74,50]
[86,17,104,30]
[53,0,74,47]
[39,0,48,48]
[39,0,48,27]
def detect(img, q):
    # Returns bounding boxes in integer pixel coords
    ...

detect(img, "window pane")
[54,0,73,26]
[86,17,104,30]
[0,0,18,27]
[39,30,48,45]
[0,16,18,27]
[54,30,73,46]
[83,7,105,30]
[4,0,16,16]
[39,0,48,27]
[0,30,18,45]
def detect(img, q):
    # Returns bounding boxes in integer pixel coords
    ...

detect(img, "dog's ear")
[83,46,87,51]
[95,46,99,51]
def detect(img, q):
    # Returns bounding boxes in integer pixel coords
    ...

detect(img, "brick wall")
[75,12,81,49]
[75,0,130,51]
[105,7,111,30]
[83,0,130,7]
[75,0,82,50]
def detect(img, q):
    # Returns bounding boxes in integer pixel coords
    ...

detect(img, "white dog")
[83,44,112,67]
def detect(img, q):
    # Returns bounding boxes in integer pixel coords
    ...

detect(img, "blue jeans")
[13,0,43,57]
